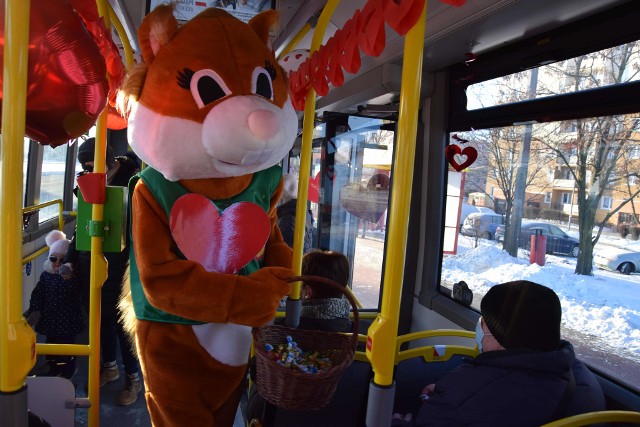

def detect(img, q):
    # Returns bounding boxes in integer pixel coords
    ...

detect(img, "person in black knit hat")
[392,280,606,427]
[65,137,143,405]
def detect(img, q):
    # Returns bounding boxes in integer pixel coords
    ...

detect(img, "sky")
[442,235,640,359]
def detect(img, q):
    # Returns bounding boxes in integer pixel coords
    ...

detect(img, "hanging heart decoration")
[170,194,270,274]
[445,144,477,172]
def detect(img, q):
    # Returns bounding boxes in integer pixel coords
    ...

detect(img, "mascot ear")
[248,10,278,48]
[138,4,179,64]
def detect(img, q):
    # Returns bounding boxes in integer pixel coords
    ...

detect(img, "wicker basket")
[252,275,360,411]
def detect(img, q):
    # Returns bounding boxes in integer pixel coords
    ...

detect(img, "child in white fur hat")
[25,230,85,378]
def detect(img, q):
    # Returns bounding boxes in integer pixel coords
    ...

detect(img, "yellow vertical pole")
[277,22,312,60]
[86,1,111,426]
[291,0,341,292]
[0,0,36,402]
[366,0,427,390]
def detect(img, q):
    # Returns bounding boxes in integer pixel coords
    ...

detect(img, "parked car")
[458,204,495,229]
[594,242,640,275]
[495,221,580,257]
[461,213,504,240]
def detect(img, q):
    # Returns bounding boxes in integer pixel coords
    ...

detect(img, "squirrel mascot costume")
[117,4,298,426]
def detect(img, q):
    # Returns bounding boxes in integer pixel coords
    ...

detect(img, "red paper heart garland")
[170,194,270,274]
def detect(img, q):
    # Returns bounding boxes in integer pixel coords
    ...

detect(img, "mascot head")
[118,5,298,181]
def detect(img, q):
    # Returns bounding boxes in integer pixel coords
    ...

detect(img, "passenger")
[247,250,353,424]
[63,138,142,406]
[282,249,352,332]
[277,173,314,254]
[25,230,85,379]
[391,280,606,427]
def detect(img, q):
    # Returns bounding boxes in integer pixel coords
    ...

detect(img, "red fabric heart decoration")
[445,144,478,172]
[170,194,271,274]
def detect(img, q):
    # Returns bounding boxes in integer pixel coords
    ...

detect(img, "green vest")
[129,165,282,324]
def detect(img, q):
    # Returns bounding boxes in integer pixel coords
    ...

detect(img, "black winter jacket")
[400,341,605,427]
[277,199,313,253]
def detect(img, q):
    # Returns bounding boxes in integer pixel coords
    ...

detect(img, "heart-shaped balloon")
[0,0,110,147]
[340,183,389,224]
[170,194,271,274]
[445,144,478,172]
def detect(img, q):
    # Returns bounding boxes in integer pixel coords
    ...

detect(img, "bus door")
[314,112,396,294]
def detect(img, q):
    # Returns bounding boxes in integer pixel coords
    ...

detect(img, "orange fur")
[119,5,296,426]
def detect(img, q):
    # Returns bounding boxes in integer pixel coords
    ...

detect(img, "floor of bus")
[29,328,246,427]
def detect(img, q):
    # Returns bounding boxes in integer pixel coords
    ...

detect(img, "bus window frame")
[449,1,640,131]
[417,1,640,332]
[22,139,79,241]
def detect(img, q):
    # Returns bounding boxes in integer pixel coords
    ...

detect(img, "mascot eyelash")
[177,60,278,107]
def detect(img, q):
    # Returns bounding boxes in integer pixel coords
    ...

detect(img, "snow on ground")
[445,238,640,358]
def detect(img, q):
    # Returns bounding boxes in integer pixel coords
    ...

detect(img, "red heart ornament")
[170,194,271,274]
[445,144,478,172]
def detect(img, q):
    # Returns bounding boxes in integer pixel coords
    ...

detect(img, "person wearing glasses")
[392,280,605,427]
[25,230,85,379]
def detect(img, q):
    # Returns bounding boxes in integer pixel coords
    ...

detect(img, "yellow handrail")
[108,2,134,68]
[395,330,478,364]
[291,0,341,298]
[367,1,427,387]
[21,199,65,265]
[86,1,112,425]
[541,410,640,426]
[278,22,312,60]
[0,0,36,403]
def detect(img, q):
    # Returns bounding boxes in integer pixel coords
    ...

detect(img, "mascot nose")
[247,110,279,140]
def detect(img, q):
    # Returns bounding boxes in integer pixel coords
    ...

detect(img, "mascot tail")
[118,267,138,349]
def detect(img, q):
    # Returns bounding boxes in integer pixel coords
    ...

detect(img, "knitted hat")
[46,230,70,256]
[480,280,561,351]
[77,137,115,168]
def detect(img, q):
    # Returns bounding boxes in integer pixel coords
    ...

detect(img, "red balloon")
[107,105,128,130]
[0,0,109,147]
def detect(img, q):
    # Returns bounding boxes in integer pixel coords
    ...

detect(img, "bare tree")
[533,41,640,274]
[462,127,554,255]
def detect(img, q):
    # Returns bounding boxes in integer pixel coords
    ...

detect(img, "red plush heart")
[445,144,478,172]
[170,194,271,274]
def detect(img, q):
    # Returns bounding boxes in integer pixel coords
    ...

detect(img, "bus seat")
[540,410,640,426]
[247,358,373,427]
[392,350,472,415]
[27,376,79,427]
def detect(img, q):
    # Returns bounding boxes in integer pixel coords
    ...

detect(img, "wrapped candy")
[264,336,333,373]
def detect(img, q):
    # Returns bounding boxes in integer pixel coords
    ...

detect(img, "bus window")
[39,143,68,222]
[466,40,640,110]
[311,113,395,310]
[442,37,640,391]
[22,138,30,206]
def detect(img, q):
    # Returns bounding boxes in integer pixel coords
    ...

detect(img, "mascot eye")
[188,69,232,109]
[252,67,274,100]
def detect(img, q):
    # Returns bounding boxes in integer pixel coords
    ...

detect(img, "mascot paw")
[230,267,292,326]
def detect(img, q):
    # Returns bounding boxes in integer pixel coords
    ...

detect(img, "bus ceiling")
[112,0,630,115]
